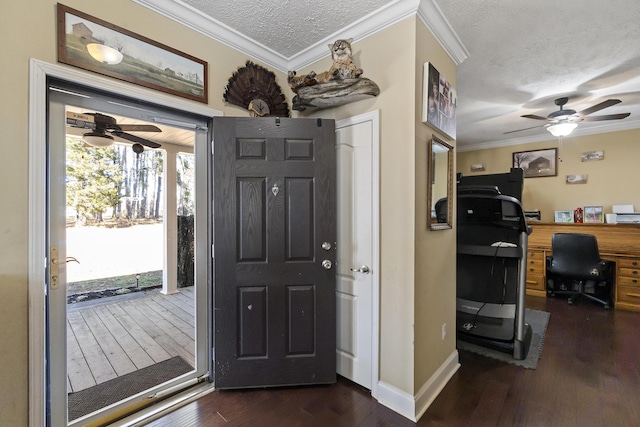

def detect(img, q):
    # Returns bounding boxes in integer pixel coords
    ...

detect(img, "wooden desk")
[526,222,640,311]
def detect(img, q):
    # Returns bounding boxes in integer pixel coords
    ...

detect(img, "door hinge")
[211,244,215,257]
[211,140,214,156]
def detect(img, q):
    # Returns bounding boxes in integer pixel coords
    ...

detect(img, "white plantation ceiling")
[133,0,640,150]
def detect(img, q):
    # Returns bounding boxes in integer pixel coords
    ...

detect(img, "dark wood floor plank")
[146,295,640,427]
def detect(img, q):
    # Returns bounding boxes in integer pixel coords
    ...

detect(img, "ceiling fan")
[505,97,631,137]
[66,112,162,149]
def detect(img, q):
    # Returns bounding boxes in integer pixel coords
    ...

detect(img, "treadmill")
[455,184,532,360]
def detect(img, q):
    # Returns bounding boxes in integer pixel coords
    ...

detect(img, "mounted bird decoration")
[223,61,290,117]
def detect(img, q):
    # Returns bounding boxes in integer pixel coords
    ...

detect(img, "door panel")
[213,117,336,389]
[336,117,375,389]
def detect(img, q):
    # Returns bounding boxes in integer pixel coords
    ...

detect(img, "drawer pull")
[632,261,638,267]
[633,271,638,276]
[625,293,640,299]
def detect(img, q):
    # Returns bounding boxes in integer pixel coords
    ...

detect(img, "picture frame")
[566,174,588,184]
[57,4,208,103]
[584,206,604,223]
[512,148,557,178]
[581,150,604,162]
[554,210,574,223]
[470,163,486,172]
[422,62,457,140]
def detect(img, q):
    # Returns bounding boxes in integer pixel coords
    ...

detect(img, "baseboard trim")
[376,350,460,422]
[376,381,417,421]
[414,350,460,421]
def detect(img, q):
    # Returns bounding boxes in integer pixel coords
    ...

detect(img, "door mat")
[68,355,193,421]
[457,308,550,369]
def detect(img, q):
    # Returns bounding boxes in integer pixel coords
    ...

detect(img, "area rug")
[68,355,193,421]
[457,308,550,369]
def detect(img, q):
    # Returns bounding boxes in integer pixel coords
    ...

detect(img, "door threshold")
[110,382,216,427]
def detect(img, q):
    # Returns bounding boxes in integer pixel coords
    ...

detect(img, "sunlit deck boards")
[66,286,195,393]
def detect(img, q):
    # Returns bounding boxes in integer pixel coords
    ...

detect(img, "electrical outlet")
[442,323,447,340]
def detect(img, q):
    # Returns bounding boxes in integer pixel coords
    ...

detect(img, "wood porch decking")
[67,286,195,393]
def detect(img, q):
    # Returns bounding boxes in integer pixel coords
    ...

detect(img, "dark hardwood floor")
[145,296,640,426]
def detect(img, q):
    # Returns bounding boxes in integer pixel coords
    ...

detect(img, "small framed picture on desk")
[554,210,573,223]
[584,206,604,223]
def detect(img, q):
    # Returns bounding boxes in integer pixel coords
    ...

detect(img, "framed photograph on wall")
[512,148,557,178]
[422,62,457,140]
[57,4,208,103]
[584,206,604,223]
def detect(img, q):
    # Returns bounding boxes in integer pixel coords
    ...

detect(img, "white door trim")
[335,110,380,399]
[28,59,221,426]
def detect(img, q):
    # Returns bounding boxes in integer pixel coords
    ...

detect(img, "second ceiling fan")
[506,97,630,136]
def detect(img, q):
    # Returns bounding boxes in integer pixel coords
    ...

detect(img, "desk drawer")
[526,273,546,291]
[618,258,640,269]
[527,250,545,261]
[617,285,640,305]
[526,258,545,275]
[619,267,640,280]
[618,275,640,287]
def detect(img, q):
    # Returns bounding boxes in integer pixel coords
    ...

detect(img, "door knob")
[350,265,370,274]
[322,260,333,270]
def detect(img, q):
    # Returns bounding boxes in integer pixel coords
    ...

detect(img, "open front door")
[213,117,336,388]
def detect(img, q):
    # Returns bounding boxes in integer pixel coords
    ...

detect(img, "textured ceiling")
[182,0,392,58]
[134,0,640,150]
[437,0,640,149]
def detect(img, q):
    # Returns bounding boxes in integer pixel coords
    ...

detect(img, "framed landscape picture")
[57,4,208,103]
[512,148,557,178]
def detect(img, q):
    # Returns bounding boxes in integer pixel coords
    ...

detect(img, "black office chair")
[546,233,613,309]
[434,197,448,223]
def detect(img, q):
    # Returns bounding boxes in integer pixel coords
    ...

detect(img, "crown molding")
[133,0,469,73]
[132,0,289,71]
[288,0,421,71]
[417,0,469,65]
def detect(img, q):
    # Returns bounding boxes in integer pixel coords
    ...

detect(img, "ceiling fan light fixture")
[86,43,123,65]
[83,132,115,147]
[547,122,577,137]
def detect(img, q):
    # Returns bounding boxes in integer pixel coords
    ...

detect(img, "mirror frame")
[427,135,454,230]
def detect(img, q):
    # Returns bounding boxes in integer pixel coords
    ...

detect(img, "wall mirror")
[427,135,453,230]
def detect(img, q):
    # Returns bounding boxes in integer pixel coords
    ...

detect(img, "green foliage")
[66,138,123,222]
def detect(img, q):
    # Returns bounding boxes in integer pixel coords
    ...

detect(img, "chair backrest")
[550,233,602,279]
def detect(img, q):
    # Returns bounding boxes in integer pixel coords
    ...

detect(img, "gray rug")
[457,308,550,369]
[68,355,193,421]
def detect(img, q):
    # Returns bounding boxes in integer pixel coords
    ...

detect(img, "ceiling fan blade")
[577,99,621,117]
[504,124,546,134]
[111,124,162,132]
[521,114,549,121]
[111,131,161,148]
[580,113,630,122]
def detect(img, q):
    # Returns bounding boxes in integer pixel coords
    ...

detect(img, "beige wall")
[2,2,459,424]
[299,16,459,397]
[457,129,640,222]
[413,21,458,390]
[298,18,421,393]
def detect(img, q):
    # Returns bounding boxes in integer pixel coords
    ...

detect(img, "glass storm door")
[47,82,210,426]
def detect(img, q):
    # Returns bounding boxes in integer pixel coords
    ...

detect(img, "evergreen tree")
[66,138,123,224]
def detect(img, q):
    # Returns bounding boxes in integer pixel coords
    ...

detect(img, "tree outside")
[65,137,195,296]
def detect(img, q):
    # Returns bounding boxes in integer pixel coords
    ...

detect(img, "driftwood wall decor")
[288,38,380,111]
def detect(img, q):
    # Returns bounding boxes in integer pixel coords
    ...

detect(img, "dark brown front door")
[212,117,336,388]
